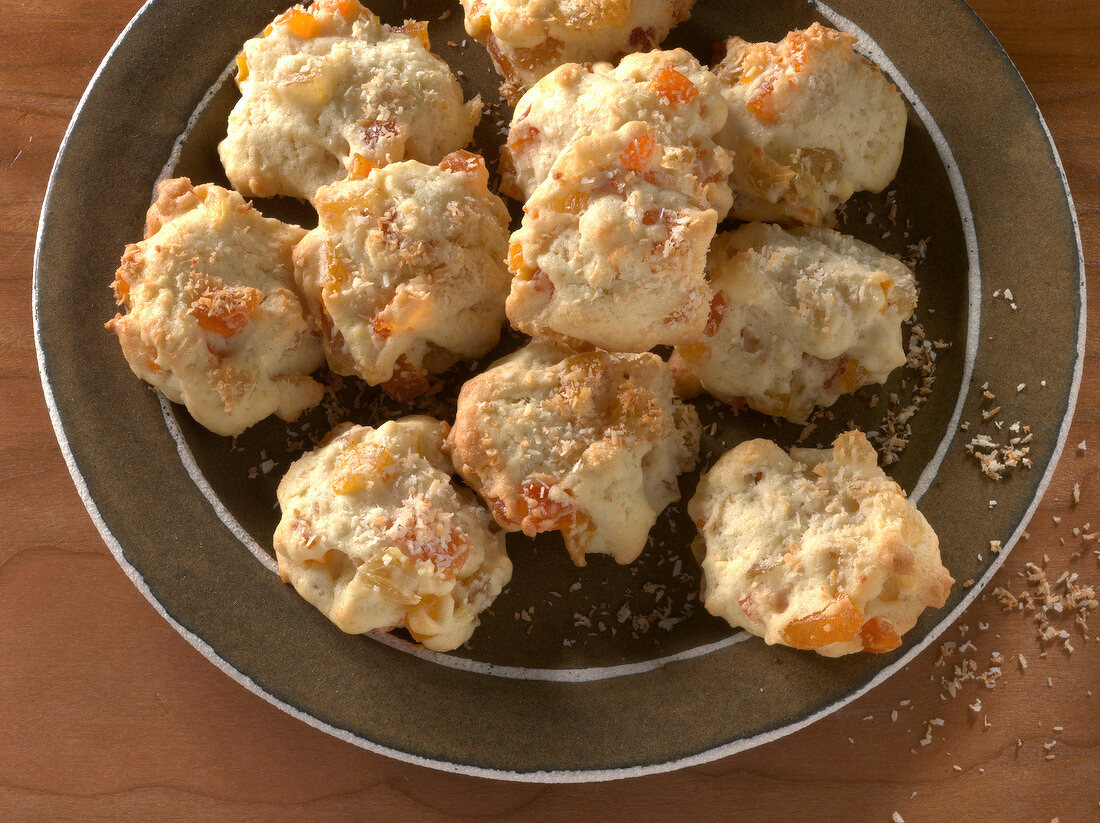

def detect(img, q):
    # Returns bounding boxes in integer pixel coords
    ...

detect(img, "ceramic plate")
[35,0,1083,780]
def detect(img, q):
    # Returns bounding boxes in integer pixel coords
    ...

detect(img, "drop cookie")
[106,178,322,437]
[689,430,953,657]
[274,416,512,652]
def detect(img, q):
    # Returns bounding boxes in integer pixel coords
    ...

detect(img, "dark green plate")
[34,0,1083,780]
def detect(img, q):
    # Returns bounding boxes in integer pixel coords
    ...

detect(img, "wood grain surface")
[2,1,1096,820]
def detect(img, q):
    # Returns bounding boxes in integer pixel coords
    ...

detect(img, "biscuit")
[446,340,700,566]
[219,0,481,201]
[670,222,917,422]
[461,0,696,102]
[506,122,718,352]
[714,23,907,225]
[689,430,953,657]
[294,152,512,401]
[274,416,511,652]
[106,178,323,437]
[500,48,731,217]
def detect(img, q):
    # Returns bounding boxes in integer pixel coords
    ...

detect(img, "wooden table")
[2,1,1096,819]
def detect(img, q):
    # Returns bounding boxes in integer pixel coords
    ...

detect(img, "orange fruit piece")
[391,20,430,50]
[190,287,262,337]
[557,191,587,215]
[507,242,527,276]
[650,67,699,106]
[746,78,779,122]
[348,153,375,180]
[399,524,470,579]
[879,279,893,312]
[335,0,361,20]
[370,313,392,340]
[439,149,489,187]
[520,479,576,533]
[512,38,562,72]
[620,132,657,173]
[833,358,869,394]
[279,8,320,39]
[331,444,394,495]
[235,52,249,82]
[507,124,541,155]
[381,356,430,403]
[704,291,728,337]
[781,597,864,649]
[860,617,902,653]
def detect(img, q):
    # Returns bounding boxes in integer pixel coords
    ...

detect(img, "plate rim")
[32,0,1086,782]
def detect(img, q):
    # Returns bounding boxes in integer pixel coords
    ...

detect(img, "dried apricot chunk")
[507,242,526,276]
[828,357,868,394]
[787,31,809,71]
[382,355,430,402]
[279,8,320,39]
[491,497,516,529]
[439,149,479,173]
[520,479,576,534]
[704,291,728,337]
[879,279,893,312]
[400,524,469,579]
[370,313,392,340]
[860,617,902,653]
[628,26,657,50]
[562,3,627,28]
[746,78,779,122]
[189,286,262,337]
[650,67,699,106]
[507,124,541,154]
[111,273,131,306]
[439,150,488,186]
[620,132,657,173]
[334,0,362,20]
[556,191,587,215]
[348,153,375,179]
[305,548,345,572]
[322,246,351,291]
[316,193,349,227]
[331,443,394,494]
[485,34,518,86]
[642,208,673,226]
[235,52,249,83]
[467,0,490,29]
[391,20,430,50]
[513,38,562,72]
[781,597,863,650]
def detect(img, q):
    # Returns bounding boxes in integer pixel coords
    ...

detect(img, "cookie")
[220,0,481,201]
[294,152,512,401]
[714,23,907,225]
[446,340,700,566]
[461,0,696,102]
[689,430,953,657]
[670,222,917,422]
[500,48,730,217]
[506,121,718,352]
[106,178,323,437]
[274,416,512,652]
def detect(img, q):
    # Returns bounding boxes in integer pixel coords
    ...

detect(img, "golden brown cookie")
[689,430,952,657]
